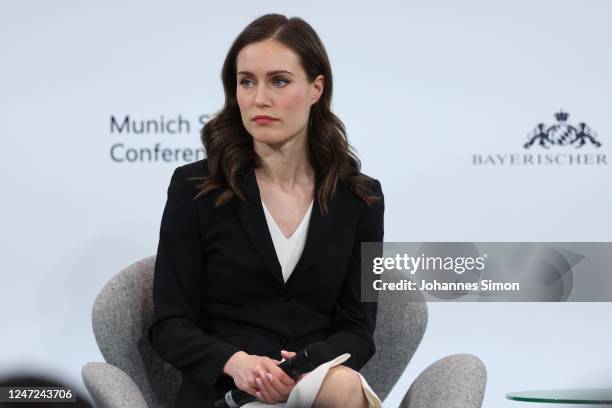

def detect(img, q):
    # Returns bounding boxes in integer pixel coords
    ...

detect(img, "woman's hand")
[223,351,297,404]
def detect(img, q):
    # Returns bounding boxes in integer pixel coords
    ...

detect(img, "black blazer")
[148,158,384,408]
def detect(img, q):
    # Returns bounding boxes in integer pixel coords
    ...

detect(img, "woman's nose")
[254,83,271,106]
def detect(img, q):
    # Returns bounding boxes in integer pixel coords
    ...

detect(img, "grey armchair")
[82,256,486,408]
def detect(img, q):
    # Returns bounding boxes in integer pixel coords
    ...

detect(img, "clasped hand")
[225,349,307,404]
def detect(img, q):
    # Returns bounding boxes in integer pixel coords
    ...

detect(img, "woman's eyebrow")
[237,70,294,76]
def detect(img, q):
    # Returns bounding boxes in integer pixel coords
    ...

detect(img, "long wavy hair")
[192,13,380,215]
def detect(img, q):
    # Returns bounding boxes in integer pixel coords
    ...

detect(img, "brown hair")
[192,13,380,215]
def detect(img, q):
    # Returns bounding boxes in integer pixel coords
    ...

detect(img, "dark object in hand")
[214,347,317,408]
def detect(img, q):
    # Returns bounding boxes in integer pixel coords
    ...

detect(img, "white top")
[261,198,314,282]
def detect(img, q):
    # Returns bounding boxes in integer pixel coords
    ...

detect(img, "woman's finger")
[236,373,259,398]
[245,385,260,399]
[265,371,293,400]
[264,359,295,386]
[255,376,271,403]
[256,370,278,404]
[281,350,297,358]
[260,370,283,402]
[255,390,266,403]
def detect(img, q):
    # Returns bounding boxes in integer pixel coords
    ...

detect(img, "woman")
[148,13,384,408]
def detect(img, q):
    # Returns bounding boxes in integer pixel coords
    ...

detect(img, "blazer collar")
[231,167,335,289]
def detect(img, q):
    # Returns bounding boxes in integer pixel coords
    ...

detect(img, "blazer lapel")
[231,167,337,289]
[232,168,284,287]
[287,176,336,286]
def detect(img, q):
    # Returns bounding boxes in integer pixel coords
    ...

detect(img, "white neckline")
[262,198,314,240]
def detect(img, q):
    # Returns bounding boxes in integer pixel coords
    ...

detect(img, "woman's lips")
[253,117,278,124]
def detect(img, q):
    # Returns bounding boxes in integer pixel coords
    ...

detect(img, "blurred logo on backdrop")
[472,110,607,166]
[109,114,210,163]
[523,110,602,149]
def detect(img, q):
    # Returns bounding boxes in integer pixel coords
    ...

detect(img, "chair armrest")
[82,362,148,408]
[400,354,486,408]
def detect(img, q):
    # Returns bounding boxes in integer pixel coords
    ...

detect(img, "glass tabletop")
[506,388,612,404]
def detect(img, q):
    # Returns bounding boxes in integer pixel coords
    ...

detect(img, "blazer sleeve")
[306,178,384,371]
[147,166,241,387]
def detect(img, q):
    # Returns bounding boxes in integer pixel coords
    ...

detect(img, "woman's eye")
[273,78,289,87]
[239,77,289,88]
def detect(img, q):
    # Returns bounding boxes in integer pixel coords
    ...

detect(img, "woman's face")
[236,39,324,147]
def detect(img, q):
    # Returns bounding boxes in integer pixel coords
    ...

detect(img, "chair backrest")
[92,256,179,408]
[359,268,428,401]
[92,256,428,407]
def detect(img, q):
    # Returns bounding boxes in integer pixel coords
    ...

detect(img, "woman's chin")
[252,133,288,146]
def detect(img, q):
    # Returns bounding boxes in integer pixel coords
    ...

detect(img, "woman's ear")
[311,74,324,105]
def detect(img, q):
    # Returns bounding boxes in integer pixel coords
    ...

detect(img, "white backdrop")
[1,1,611,407]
